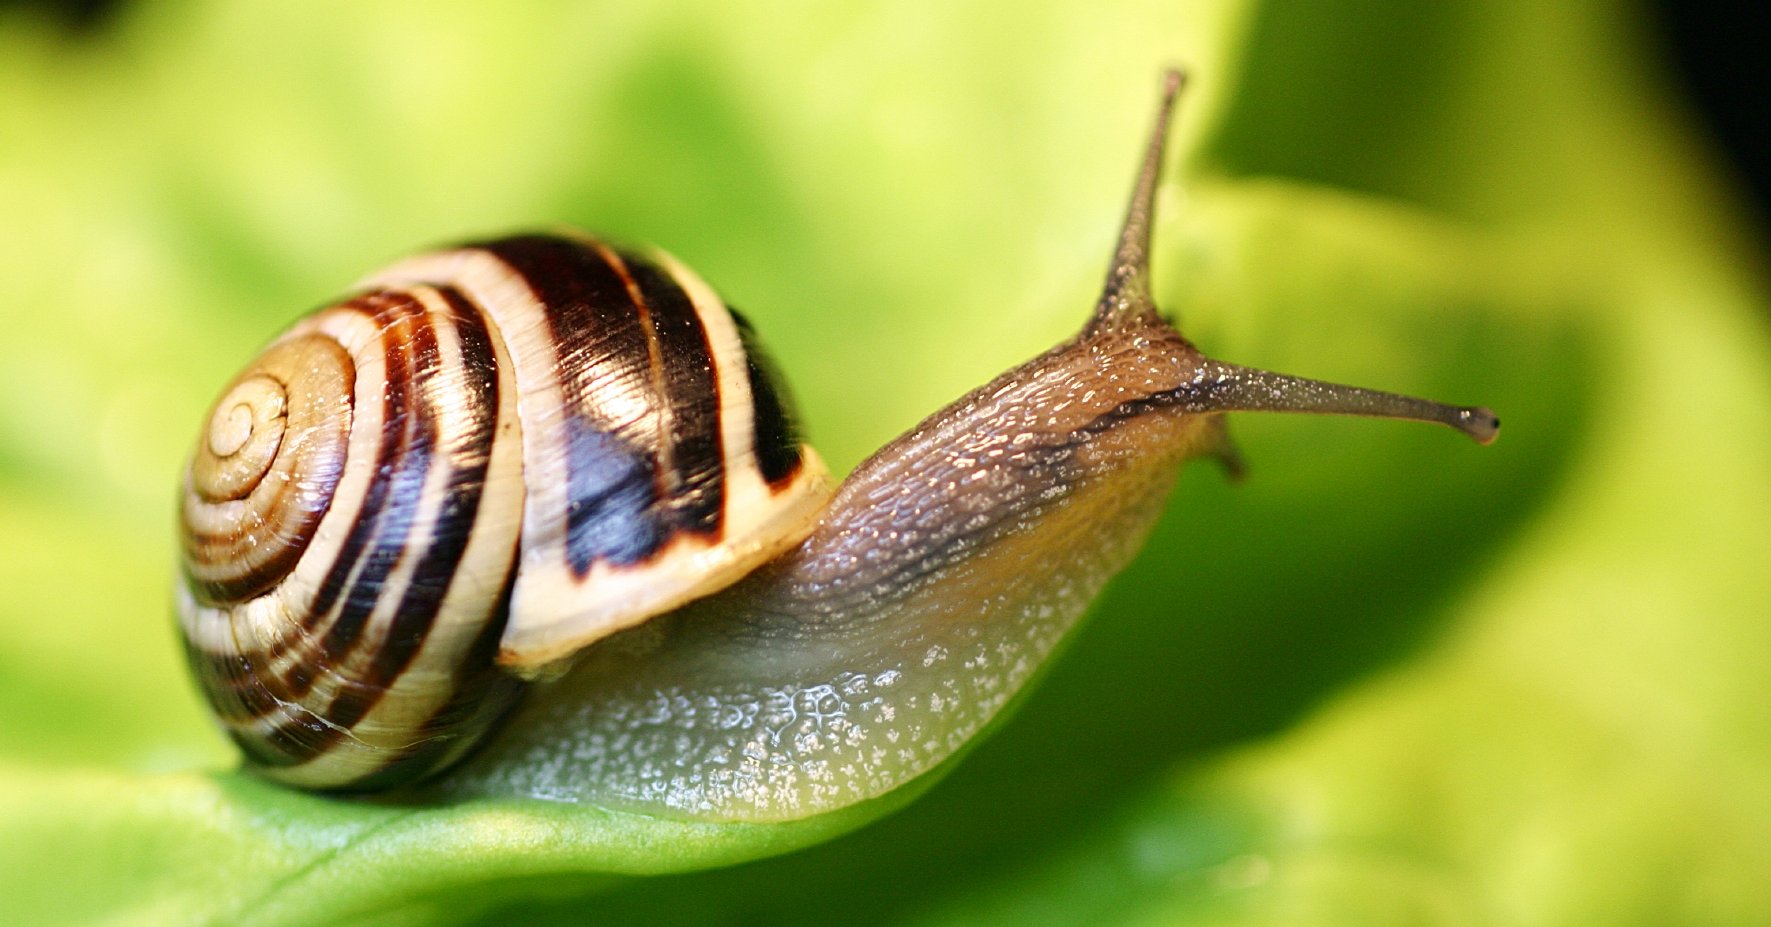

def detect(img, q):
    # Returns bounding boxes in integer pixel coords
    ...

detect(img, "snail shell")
[178,235,832,789]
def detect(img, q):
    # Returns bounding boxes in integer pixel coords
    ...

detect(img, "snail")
[176,71,1497,819]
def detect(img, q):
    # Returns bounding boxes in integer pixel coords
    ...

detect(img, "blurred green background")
[2,1,1768,925]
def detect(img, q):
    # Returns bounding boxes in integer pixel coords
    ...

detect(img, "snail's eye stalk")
[1082,68,1499,448]
[1087,67,1186,336]
[1186,359,1501,444]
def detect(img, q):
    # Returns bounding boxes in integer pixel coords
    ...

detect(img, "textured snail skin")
[178,70,1496,811]
[435,322,1235,819]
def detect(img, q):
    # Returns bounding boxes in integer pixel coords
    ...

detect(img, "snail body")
[177,72,1498,815]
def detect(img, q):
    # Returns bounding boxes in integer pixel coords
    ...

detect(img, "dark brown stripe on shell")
[187,643,282,724]
[208,675,320,769]
[299,292,428,639]
[241,706,347,769]
[190,629,331,770]
[474,235,679,573]
[728,308,805,488]
[327,286,504,727]
[618,249,725,534]
[307,292,437,670]
[343,571,524,791]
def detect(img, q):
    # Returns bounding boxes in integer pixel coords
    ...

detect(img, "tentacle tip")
[1161,67,1187,97]
[1456,407,1501,445]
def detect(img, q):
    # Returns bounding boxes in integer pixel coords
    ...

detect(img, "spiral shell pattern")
[178,235,832,789]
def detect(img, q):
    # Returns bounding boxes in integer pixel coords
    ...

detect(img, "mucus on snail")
[177,71,1498,820]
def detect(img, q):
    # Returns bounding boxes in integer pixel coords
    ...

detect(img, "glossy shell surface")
[177,234,832,788]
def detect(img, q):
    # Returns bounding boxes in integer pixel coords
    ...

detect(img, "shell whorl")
[177,235,833,790]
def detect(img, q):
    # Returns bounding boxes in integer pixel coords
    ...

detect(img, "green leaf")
[2,0,1767,924]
